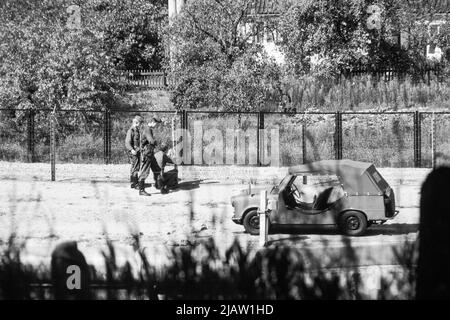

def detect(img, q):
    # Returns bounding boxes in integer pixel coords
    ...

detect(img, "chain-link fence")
[1,109,449,171]
[0,109,29,162]
[185,112,259,165]
[342,112,415,167]
[420,112,450,168]
[52,110,104,164]
[110,110,181,164]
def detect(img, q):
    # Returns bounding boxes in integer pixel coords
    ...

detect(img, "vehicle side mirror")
[271,186,279,194]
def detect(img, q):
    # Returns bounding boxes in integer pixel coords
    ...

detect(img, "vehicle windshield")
[279,175,294,187]
[270,175,292,194]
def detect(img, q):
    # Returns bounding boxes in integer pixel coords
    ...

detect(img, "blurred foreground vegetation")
[0,232,417,300]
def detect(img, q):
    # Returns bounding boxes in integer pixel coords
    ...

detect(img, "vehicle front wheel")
[243,209,268,235]
[339,211,367,236]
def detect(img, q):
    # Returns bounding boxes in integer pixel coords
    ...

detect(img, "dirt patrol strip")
[0,163,422,272]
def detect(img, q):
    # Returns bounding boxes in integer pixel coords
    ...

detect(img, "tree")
[278,0,371,77]
[0,0,128,150]
[397,0,450,78]
[0,0,120,112]
[0,0,168,113]
[91,0,167,70]
[165,0,283,111]
[277,0,449,77]
[0,0,167,161]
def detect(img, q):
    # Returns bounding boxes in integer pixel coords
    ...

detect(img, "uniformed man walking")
[125,115,143,190]
[136,115,162,196]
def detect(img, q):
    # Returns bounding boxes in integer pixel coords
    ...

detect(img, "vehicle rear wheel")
[339,211,367,236]
[243,209,269,235]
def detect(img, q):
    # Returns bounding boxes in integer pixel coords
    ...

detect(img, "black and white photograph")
[0,0,450,308]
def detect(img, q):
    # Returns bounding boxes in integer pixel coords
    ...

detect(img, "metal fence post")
[302,119,307,164]
[108,110,111,164]
[163,72,168,87]
[302,119,307,184]
[181,110,188,165]
[103,109,107,164]
[414,111,422,168]
[257,112,265,166]
[334,111,343,160]
[27,109,35,163]
[256,113,260,165]
[180,109,187,131]
[103,109,111,164]
[431,112,436,169]
[50,113,56,181]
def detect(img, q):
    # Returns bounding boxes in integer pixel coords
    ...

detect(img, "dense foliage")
[277,0,450,78]
[92,0,166,70]
[165,0,283,111]
[0,0,166,112]
[0,0,168,156]
[0,0,111,111]
[0,0,448,113]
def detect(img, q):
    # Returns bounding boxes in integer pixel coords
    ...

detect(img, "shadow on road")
[267,223,419,238]
[365,223,419,236]
[266,235,310,245]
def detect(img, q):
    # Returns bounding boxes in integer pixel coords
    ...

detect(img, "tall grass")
[282,75,450,111]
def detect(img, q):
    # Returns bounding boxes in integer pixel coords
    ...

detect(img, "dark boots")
[130,175,138,189]
[160,185,169,194]
[138,180,151,196]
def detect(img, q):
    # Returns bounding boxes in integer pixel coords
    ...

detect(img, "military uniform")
[137,126,158,191]
[151,150,178,193]
[125,126,141,188]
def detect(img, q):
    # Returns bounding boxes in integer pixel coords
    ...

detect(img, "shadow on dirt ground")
[168,180,219,192]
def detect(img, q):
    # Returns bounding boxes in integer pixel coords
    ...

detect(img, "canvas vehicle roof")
[288,160,384,194]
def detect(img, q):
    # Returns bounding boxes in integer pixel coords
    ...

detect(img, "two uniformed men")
[125,115,162,196]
